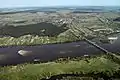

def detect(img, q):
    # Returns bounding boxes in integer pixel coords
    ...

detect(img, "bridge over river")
[0,35,120,66]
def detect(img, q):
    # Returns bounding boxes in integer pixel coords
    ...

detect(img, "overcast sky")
[0,0,120,8]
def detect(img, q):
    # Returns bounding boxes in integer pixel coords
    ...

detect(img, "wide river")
[0,35,120,66]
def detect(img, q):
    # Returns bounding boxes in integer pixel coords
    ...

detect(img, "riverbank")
[0,34,80,47]
[0,54,120,80]
[1,36,120,66]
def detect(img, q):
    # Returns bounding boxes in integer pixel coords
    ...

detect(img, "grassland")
[0,55,120,80]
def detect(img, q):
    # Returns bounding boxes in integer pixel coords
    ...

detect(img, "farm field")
[0,11,120,46]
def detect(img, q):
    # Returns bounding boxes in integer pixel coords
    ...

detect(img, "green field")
[0,55,120,80]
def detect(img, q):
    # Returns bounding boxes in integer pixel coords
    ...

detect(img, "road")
[0,38,120,66]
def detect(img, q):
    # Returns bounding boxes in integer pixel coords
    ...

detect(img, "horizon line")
[0,5,120,9]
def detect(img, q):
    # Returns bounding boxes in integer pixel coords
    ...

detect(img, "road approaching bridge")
[70,25,120,64]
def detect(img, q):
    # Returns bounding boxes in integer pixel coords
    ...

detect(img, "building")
[108,37,118,44]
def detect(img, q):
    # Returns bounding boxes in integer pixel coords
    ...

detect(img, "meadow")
[0,55,120,80]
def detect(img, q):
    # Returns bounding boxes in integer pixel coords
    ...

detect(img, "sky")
[0,0,120,8]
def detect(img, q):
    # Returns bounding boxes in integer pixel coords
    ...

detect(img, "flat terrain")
[1,55,120,80]
[0,11,120,46]
[0,6,120,80]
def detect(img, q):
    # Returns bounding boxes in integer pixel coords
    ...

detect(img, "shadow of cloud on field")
[0,22,68,38]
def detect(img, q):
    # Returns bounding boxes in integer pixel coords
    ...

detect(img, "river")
[0,35,120,66]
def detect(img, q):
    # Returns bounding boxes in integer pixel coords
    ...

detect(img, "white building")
[108,37,118,44]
